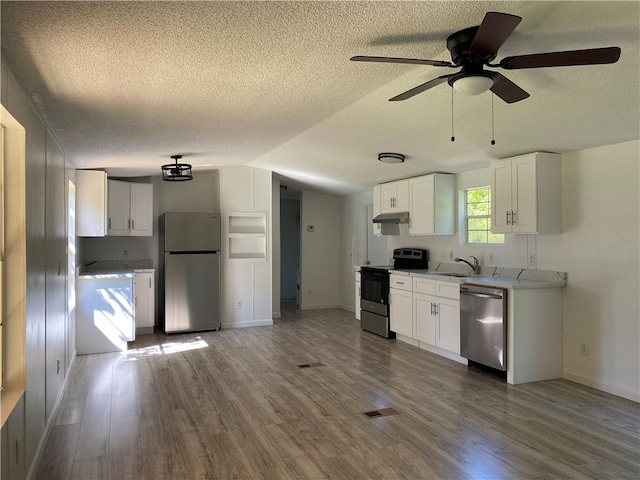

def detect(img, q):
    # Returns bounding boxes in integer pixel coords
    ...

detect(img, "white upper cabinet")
[409,174,455,235]
[76,170,108,237]
[491,152,561,234]
[129,184,153,236]
[107,179,153,236]
[380,179,409,213]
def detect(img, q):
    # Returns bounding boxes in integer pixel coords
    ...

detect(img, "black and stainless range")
[360,248,428,338]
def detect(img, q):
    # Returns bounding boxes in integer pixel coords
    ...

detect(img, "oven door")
[360,268,389,310]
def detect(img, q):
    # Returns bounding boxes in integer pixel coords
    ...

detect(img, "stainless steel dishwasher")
[460,284,507,371]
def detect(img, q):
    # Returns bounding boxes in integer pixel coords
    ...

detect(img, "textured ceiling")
[1,1,638,195]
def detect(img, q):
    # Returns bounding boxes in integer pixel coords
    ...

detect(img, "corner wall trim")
[562,370,640,403]
[221,319,273,329]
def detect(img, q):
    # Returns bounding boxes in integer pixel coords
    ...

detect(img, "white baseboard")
[299,304,341,311]
[28,351,77,480]
[340,304,355,313]
[221,319,273,329]
[562,370,640,403]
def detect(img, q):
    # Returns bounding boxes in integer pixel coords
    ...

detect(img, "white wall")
[272,176,281,316]
[339,140,640,401]
[220,166,272,327]
[539,140,639,401]
[339,190,381,311]
[300,190,340,309]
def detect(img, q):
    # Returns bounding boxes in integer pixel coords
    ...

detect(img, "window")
[465,187,504,244]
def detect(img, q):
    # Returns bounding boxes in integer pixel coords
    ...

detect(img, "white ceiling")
[1,1,638,195]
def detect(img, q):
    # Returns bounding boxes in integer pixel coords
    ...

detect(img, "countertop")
[79,259,154,276]
[390,269,566,289]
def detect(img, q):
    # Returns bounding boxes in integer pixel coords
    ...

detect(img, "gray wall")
[2,59,74,476]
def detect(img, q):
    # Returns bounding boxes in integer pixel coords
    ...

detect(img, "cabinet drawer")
[390,274,412,291]
[435,281,460,300]
[413,277,436,295]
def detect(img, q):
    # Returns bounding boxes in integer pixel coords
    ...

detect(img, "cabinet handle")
[128,219,131,230]
[506,211,510,225]
[16,435,22,464]
[57,261,61,276]
[149,277,152,289]
[511,210,516,225]
[131,219,135,230]
[396,281,404,285]
[435,304,439,316]
[108,217,111,229]
[430,303,434,315]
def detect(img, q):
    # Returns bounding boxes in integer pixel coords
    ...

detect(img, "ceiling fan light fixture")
[378,152,405,164]
[162,155,193,181]
[452,75,494,96]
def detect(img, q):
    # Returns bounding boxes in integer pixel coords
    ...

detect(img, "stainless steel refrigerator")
[159,213,221,333]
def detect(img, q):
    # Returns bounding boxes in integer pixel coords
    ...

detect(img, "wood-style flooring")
[36,304,640,479]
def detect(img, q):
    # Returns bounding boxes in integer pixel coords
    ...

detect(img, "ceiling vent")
[162,155,193,182]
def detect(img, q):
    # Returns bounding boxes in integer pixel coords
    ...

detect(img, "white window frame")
[464,186,504,245]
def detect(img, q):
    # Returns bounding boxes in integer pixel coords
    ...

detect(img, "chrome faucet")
[455,256,480,275]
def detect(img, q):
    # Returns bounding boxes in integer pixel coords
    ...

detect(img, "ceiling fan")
[351,12,621,103]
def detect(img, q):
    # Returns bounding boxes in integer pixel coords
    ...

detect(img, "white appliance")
[159,213,221,333]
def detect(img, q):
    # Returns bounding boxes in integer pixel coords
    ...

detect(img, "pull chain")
[491,94,496,145]
[450,88,455,142]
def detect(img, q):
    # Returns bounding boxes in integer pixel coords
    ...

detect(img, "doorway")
[280,190,300,307]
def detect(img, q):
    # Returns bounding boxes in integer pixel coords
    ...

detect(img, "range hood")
[373,212,410,224]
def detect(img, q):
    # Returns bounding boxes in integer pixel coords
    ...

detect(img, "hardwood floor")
[36,305,639,479]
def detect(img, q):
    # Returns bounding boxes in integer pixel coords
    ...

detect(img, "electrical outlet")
[448,251,455,260]
[581,342,590,356]
[488,252,495,264]
[236,301,242,309]
[123,248,129,257]
[528,253,536,267]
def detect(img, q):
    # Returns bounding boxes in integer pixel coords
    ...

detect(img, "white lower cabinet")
[413,292,460,355]
[134,270,155,332]
[434,298,460,354]
[414,293,436,344]
[389,287,413,338]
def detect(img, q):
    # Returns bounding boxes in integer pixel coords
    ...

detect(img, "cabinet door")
[45,131,66,420]
[436,298,461,354]
[511,155,537,233]
[491,158,513,233]
[409,175,435,235]
[381,184,396,213]
[414,293,436,345]
[76,170,107,236]
[394,181,409,211]
[389,288,413,337]
[6,395,25,480]
[107,180,131,235]
[134,272,155,329]
[355,280,361,320]
[129,183,153,236]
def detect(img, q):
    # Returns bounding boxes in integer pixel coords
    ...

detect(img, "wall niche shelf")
[227,212,267,262]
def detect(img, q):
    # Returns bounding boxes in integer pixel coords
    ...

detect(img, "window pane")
[468,218,488,230]
[465,186,504,245]
[468,230,487,244]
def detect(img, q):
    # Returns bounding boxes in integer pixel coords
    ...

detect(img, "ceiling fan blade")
[499,46,621,69]
[350,56,453,67]
[489,73,530,103]
[389,74,454,101]
[470,12,522,57]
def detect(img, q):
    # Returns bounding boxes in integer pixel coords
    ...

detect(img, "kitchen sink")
[430,272,469,277]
